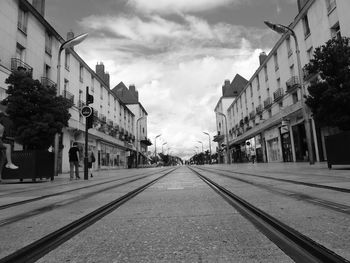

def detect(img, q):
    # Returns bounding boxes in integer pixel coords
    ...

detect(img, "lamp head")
[264,21,287,34]
[61,33,88,50]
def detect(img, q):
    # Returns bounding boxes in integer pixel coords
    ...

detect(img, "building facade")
[0,0,151,172]
[214,0,350,163]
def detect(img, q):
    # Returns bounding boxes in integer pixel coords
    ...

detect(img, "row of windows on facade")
[15,5,136,127]
[226,13,341,127]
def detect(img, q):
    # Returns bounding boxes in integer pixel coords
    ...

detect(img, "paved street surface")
[0,163,349,262]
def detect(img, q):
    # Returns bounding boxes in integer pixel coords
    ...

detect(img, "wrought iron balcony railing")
[264,97,272,109]
[249,110,255,120]
[256,104,263,114]
[11,58,33,77]
[286,76,300,93]
[99,114,106,123]
[273,88,284,102]
[41,77,56,88]
[62,90,74,105]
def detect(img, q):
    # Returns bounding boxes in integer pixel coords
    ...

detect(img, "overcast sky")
[46,0,298,159]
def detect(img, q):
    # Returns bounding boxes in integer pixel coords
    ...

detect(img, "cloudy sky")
[46,0,297,159]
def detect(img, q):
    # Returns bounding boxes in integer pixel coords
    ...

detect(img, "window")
[326,0,336,13]
[100,84,103,99]
[65,51,70,70]
[90,76,94,92]
[331,22,341,39]
[302,15,311,37]
[286,36,293,57]
[258,95,261,104]
[268,110,272,118]
[256,75,260,90]
[45,32,52,55]
[277,78,281,90]
[289,65,295,77]
[267,87,270,97]
[17,7,28,33]
[79,64,84,82]
[16,43,25,61]
[250,84,253,97]
[64,79,69,93]
[274,53,279,71]
[264,66,268,81]
[108,94,110,106]
[292,92,298,104]
[306,47,314,62]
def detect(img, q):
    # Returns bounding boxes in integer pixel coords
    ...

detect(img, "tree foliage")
[4,70,72,150]
[304,36,350,130]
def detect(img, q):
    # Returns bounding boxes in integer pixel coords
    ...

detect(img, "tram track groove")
[189,166,350,263]
[0,168,177,263]
[0,168,171,210]
[203,166,350,193]
[0,170,172,227]
[195,167,350,215]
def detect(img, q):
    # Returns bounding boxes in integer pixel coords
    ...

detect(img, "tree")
[304,36,350,131]
[4,70,72,150]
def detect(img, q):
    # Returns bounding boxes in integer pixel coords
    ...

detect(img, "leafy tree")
[304,36,350,130]
[4,70,72,150]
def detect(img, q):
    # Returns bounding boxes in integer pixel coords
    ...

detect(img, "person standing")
[69,142,80,180]
[0,111,18,169]
[88,150,95,178]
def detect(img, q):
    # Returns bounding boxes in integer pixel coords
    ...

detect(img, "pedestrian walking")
[68,142,80,180]
[88,150,95,178]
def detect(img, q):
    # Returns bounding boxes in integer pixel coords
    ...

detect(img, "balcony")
[256,104,263,114]
[99,114,106,123]
[264,97,272,109]
[77,100,85,108]
[239,119,244,127]
[141,137,152,146]
[93,109,98,117]
[286,76,300,93]
[273,88,284,102]
[244,116,249,124]
[249,110,255,120]
[41,77,56,88]
[62,90,74,105]
[11,58,33,77]
[107,119,113,127]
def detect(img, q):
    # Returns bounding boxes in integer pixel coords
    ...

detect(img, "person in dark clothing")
[68,142,80,180]
[0,112,18,169]
[87,150,95,178]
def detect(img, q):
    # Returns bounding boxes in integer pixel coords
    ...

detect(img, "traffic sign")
[81,106,92,117]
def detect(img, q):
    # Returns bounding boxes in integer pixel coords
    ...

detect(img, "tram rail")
[0,168,177,263]
[189,166,350,263]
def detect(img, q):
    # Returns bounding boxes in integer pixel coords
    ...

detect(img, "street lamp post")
[54,33,88,179]
[216,112,231,164]
[203,132,212,164]
[264,21,315,164]
[136,116,146,168]
[197,141,203,153]
[162,142,167,154]
[154,134,161,162]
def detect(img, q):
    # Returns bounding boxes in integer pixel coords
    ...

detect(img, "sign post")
[82,86,94,180]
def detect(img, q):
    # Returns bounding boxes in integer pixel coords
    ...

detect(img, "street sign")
[81,106,92,117]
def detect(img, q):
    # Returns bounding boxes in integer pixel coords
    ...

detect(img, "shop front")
[264,127,283,162]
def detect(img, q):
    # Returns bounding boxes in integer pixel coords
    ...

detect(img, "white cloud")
[127,0,241,14]
[77,14,265,159]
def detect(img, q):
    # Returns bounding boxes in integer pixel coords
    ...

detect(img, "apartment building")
[214,0,350,163]
[0,0,150,172]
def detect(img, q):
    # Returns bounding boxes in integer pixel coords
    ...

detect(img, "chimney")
[222,79,231,96]
[33,0,45,16]
[259,52,268,65]
[95,62,110,87]
[129,84,139,101]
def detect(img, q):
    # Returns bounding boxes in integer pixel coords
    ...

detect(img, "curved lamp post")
[154,134,161,161]
[203,132,212,164]
[136,116,146,168]
[54,33,88,179]
[264,21,314,164]
[216,112,231,164]
[162,142,167,154]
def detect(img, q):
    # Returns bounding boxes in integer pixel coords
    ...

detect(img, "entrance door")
[281,132,293,162]
[292,123,308,161]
